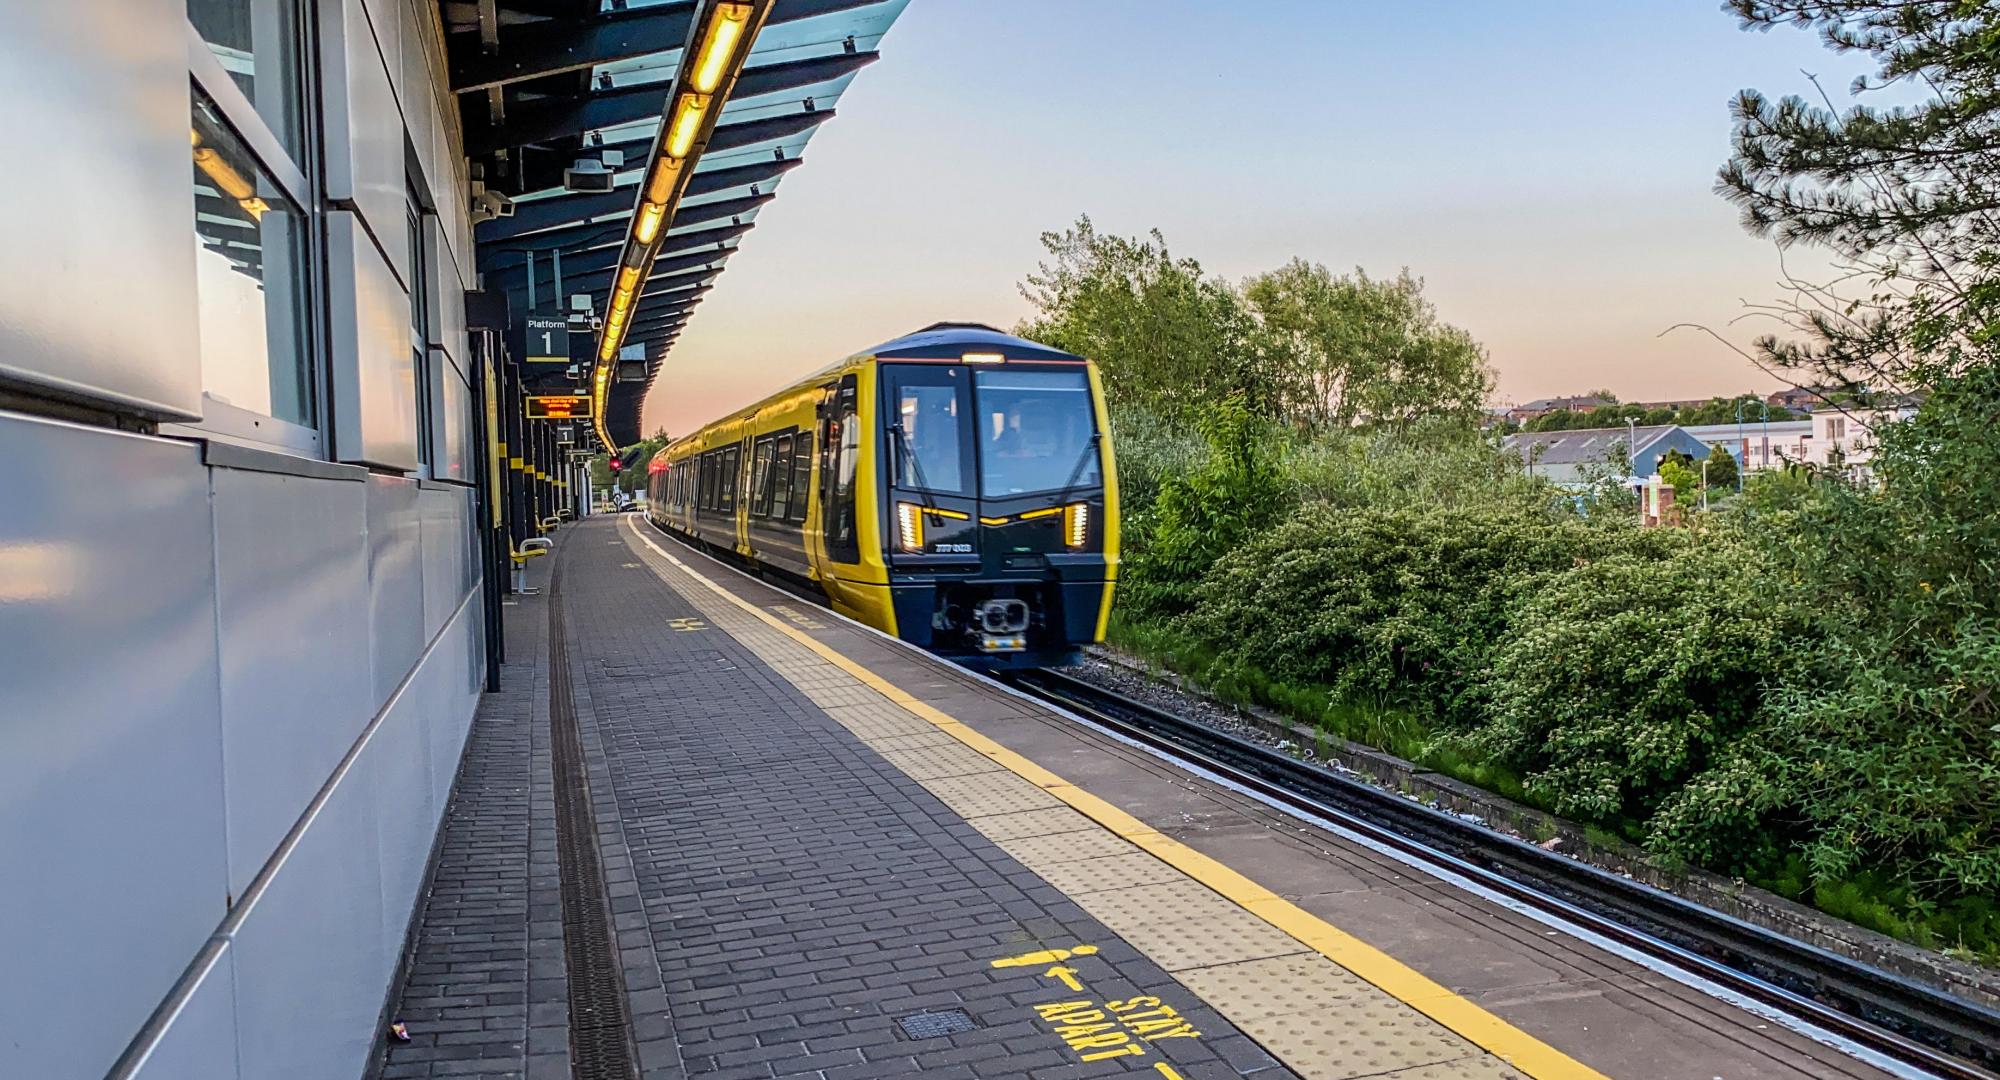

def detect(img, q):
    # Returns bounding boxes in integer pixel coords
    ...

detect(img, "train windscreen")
[974,369,1100,497]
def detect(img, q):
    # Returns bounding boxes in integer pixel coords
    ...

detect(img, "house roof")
[1680,421,1814,442]
[1501,425,1684,467]
[1514,394,1610,412]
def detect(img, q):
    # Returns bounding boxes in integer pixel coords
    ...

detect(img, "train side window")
[787,428,812,523]
[720,446,740,512]
[749,437,774,518]
[770,435,793,521]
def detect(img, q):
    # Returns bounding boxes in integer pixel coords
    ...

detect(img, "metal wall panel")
[369,667,436,954]
[328,212,419,469]
[425,216,468,362]
[428,599,482,811]
[399,0,438,201]
[321,0,409,282]
[126,948,241,1080]
[0,2,200,417]
[418,486,465,633]
[228,742,387,1080]
[210,465,371,896]
[0,414,226,1080]
[367,474,427,710]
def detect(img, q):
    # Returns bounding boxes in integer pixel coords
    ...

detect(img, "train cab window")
[975,369,1100,496]
[786,430,812,523]
[888,368,970,495]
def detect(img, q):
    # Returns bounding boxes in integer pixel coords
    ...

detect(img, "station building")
[0,1,903,1076]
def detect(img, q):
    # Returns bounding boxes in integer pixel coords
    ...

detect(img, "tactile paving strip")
[876,742,1005,781]
[1236,1008,1481,1080]
[1090,906,1311,972]
[923,774,1064,817]
[1372,1060,1531,1080]
[994,828,1136,866]
[1174,955,1379,1020]
[1029,851,1189,894]
[1071,879,1248,928]
[972,806,1100,841]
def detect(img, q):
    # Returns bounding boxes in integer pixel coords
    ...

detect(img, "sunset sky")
[642,1,1876,437]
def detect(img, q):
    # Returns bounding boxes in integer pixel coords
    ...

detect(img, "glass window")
[770,435,793,521]
[893,381,967,494]
[191,90,313,427]
[787,431,811,523]
[187,0,306,160]
[974,369,1100,497]
[750,438,774,517]
[720,447,739,511]
[409,197,435,470]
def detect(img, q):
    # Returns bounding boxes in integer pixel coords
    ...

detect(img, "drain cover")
[896,1009,977,1039]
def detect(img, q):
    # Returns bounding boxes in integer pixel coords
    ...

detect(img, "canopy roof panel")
[445,0,910,447]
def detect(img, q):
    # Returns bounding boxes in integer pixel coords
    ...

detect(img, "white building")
[1681,421,1815,471]
[1804,404,1919,473]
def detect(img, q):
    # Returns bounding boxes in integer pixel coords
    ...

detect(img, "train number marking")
[770,605,827,630]
[990,945,1201,1070]
[667,617,707,632]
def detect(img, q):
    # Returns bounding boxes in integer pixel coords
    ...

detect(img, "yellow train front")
[645,323,1118,669]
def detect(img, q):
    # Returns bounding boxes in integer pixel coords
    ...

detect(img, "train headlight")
[897,501,924,553]
[1064,503,1089,549]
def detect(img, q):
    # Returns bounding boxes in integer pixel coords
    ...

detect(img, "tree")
[591,427,670,496]
[1658,450,1701,493]
[1018,217,1271,420]
[1704,443,1741,492]
[1240,260,1493,429]
[1718,0,2000,394]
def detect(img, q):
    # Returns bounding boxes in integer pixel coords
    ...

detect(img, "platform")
[378,515,1892,1080]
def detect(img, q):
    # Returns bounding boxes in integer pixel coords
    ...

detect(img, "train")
[645,322,1119,668]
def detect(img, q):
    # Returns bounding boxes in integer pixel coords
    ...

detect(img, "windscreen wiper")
[1048,432,1103,508]
[888,422,938,512]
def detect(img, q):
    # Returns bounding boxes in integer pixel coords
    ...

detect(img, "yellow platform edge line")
[623,518,1608,1080]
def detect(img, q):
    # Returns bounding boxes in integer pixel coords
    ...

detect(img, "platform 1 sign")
[526,394,592,420]
[525,315,570,364]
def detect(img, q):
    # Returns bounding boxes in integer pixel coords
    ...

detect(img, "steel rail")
[1010,666,2000,1080]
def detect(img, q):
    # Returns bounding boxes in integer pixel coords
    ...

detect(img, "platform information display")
[526,394,592,420]
[525,315,570,363]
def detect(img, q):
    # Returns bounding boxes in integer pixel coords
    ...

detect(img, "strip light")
[192,129,269,221]
[589,0,765,449]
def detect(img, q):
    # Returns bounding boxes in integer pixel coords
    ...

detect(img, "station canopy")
[444,0,910,447]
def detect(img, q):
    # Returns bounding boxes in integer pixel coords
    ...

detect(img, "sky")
[642,0,1882,437]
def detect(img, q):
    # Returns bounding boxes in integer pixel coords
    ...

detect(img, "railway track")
[1007,666,2000,1080]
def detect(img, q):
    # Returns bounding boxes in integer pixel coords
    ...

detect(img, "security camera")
[563,158,614,194]
[469,188,514,224]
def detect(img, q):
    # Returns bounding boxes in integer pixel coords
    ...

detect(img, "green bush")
[1181,504,1589,725]
[1749,367,2000,899]
[1117,394,1291,619]
[1106,405,1209,521]
[1473,529,1811,826]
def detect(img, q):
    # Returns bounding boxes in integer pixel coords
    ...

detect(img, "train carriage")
[647,323,1118,668]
